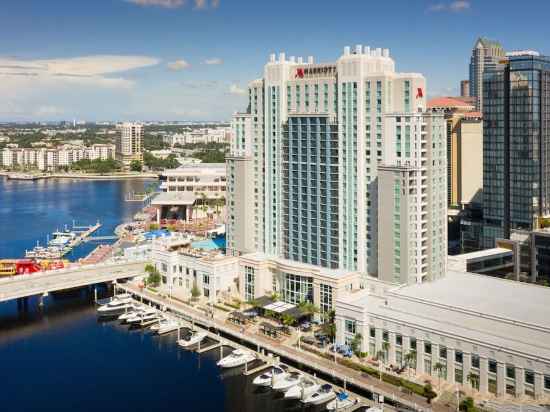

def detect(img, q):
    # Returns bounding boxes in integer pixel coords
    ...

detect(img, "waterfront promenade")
[119,282,452,412]
[0,260,147,303]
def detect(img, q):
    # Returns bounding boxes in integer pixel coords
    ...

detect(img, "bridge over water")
[0,260,149,303]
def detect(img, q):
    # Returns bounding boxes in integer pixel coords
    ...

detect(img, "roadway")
[0,259,148,303]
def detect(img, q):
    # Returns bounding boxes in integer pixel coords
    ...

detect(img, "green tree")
[130,160,142,172]
[144,264,161,287]
[434,362,445,391]
[467,372,479,391]
[424,383,437,404]
[350,333,363,356]
[281,313,296,327]
[298,301,319,316]
[191,281,201,300]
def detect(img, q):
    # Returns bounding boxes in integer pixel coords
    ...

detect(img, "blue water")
[0,177,153,260]
[0,176,326,412]
[0,293,327,412]
[191,235,227,250]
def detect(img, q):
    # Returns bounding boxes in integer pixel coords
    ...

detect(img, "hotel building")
[116,122,143,166]
[227,45,447,314]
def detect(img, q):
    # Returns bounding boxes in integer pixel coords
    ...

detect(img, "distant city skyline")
[1,0,550,121]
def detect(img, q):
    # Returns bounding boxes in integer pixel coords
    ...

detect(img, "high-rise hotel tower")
[227,45,446,285]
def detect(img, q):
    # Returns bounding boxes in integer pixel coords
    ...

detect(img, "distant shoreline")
[0,171,159,181]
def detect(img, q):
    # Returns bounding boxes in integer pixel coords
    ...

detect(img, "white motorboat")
[284,377,320,400]
[178,330,208,348]
[126,308,159,325]
[272,371,304,392]
[117,305,144,322]
[97,293,132,306]
[150,318,180,335]
[252,364,289,387]
[326,391,356,410]
[302,384,336,405]
[216,348,255,368]
[97,297,134,316]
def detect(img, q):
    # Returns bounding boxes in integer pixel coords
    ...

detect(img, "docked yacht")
[302,384,336,405]
[284,377,320,400]
[150,318,180,335]
[216,348,255,368]
[97,297,134,316]
[326,391,356,410]
[117,305,144,322]
[178,330,207,348]
[252,364,289,387]
[126,308,159,326]
[272,371,304,392]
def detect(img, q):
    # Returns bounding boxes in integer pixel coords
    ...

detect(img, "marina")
[93,292,381,412]
[114,284,435,412]
[24,221,104,260]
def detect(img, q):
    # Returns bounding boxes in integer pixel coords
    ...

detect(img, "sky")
[1,0,549,122]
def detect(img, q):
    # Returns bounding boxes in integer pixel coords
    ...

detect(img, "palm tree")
[382,341,390,363]
[404,351,417,377]
[466,372,479,391]
[200,192,208,219]
[434,362,445,391]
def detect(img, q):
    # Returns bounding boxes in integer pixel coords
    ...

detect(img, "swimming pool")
[191,235,226,250]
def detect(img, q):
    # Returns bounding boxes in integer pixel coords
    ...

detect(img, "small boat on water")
[326,391,356,410]
[272,371,304,392]
[49,231,77,247]
[97,296,134,316]
[302,384,336,405]
[117,304,144,322]
[97,293,132,306]
[178,330,207,348]
[252,364,289,387]
[216,348,255,368]
[284,377,320,400]
[150,318,180,335]
[126,308,159,325]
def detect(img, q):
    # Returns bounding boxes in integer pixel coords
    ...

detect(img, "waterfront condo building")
[482,52,550,248]
[116,122,143,166]
[469,37,506,111]
[227,45,447,306]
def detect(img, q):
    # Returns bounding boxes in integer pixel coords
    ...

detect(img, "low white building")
[335,271,550,400]
[159,163,226,199]
[238,252,363,320]
[151,236,239,303]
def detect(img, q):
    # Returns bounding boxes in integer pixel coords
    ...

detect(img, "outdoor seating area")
[259,322,281,339]
[227,311,248,325]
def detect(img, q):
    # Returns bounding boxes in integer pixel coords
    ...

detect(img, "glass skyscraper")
[482,52,550,247]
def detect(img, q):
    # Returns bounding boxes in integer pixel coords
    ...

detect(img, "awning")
[263,301,296,314]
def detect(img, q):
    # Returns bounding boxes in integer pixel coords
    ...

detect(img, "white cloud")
[167,59,190,71]
[203,57,223,65]
[0,55,160,120]
[125,0,185,8]
[427,0,470,12]
[0,55,159,83]
[193,0,219,9]
[228,84,246,96]
[450,1,470,11]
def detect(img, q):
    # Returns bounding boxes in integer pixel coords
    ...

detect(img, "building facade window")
[244,266,255,302]
[282,273,313,304]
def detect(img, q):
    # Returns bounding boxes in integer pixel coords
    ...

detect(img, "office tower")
[482,52,550,247]
[228,45,449,284]
[378,112,447,284]
[427,97,483,208]
[460,80,470,97]
[116,122,143,166]
[469,37,505,111]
